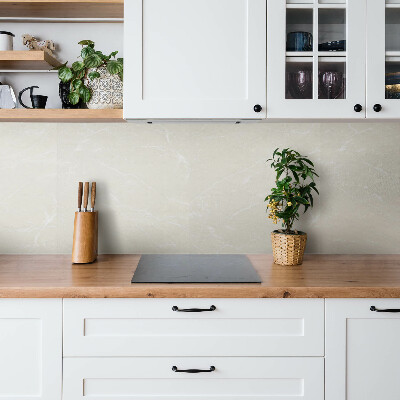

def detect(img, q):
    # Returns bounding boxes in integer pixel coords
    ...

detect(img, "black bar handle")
[172,366,215,373]
[172,305,216,312]
[370,306,400,313]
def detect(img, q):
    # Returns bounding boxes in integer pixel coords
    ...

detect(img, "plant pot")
[59,82,83,109]
[271,230,307,266]
[84,66,123,109]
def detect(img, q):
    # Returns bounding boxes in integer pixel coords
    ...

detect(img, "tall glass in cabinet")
[267,0,366,119]
[367,0,400,118]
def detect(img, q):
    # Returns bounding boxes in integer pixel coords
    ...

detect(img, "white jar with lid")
[0,31,14,51]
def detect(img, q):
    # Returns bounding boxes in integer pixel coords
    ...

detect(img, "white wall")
[0,122,398,254]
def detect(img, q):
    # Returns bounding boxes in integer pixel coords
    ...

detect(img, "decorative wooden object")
[0,50,61,70]
[72,211,98,264]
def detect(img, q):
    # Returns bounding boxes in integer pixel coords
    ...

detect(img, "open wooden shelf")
[0,109,125,122]
[0,51,62,70]
[0,0,123,19]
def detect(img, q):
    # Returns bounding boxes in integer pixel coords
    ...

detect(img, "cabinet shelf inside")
[0,0,123,19]
[0,109,124,122]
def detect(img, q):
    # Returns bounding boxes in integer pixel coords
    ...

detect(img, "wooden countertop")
[0,254,399,298]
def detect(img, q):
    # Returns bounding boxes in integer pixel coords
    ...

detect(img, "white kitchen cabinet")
[63,298,324,357]
[63,357,324,400]
[326,299,400,400]
[0,299,62,400]
[124,0,266,120]
[366,0,400,118]
[267,0,366,119]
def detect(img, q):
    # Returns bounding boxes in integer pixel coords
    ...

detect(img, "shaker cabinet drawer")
[63,357,324,400]
[63,299,324,356]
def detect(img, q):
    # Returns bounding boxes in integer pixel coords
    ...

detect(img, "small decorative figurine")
[22,34,56,57]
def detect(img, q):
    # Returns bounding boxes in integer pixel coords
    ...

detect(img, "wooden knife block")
[72,211,98,264]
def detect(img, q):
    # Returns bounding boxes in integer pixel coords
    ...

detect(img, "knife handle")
[91,182,96,210]
[83,182,89,210]
[78,182,83,210]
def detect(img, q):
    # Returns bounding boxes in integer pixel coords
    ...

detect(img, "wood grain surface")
[0,254,399,298]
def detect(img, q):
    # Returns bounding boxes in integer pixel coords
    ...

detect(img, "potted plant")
[56,40,123,109]
[265,148,319,266]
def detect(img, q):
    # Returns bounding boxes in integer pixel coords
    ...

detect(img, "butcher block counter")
[0,254,399,298]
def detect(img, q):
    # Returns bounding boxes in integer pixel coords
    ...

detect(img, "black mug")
[18,86,47,109]
[287,31,313,52]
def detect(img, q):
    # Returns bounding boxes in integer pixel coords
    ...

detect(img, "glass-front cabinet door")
[267,0,366,119]
[367,0,400,118]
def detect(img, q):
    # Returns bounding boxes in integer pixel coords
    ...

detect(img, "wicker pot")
[84,66,123,109]
[271,230,307,266]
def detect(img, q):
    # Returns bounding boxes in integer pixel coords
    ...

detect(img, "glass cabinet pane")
[286,61,313,99]
[286,8,313,52]
[386,5,400,100]
[319,59,346,99]
[318,8,346,51]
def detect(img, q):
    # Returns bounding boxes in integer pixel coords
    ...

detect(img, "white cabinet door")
[267,0,366,119]
[124,0,266,120]
[0,299,62,400]
[326,299,400,400]
[63,298,324,357]
[64,357,324,400]
[366,0,400,118]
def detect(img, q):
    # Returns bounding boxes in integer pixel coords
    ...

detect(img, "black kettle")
[18,86,47,109]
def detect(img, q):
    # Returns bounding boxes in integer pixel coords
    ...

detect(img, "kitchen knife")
[77,182,83,212]
[91,182,96,212]
[83,182,89,212]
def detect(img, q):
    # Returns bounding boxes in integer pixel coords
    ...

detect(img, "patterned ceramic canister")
[84,66,123,109]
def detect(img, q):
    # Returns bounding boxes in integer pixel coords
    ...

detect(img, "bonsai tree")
[265,148,319,234]
[56,40,123,105]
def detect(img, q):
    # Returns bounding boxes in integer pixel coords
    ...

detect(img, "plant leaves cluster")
[265,148,319,233]
[55,40,123,105]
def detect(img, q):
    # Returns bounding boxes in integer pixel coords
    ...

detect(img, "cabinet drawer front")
[64,299,324,356]
[63,357,324,400]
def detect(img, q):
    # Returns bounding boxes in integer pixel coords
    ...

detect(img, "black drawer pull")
[172,366,215,373]
[172,305,216,312]
[370,306,400,313]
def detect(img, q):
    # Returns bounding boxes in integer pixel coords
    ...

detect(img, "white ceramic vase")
[84,66,123,109]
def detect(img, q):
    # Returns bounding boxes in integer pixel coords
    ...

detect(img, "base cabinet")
[0,299,62,400]
[326,299,400,400]
[63,357,324,400]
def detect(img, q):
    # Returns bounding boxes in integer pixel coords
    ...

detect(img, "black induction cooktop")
[131,254,261,283]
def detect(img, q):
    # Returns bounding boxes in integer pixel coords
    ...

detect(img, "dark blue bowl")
[287,31,313,52]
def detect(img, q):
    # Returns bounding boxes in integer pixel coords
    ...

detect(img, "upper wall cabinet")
[124,0,266,120]
[367,0,400,118]
[267,0,366,119]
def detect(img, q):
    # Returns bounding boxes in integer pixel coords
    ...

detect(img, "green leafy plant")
[265,148,319,234]
[56,40,123,105]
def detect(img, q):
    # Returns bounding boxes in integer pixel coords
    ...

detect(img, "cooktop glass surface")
[131,254,261,283]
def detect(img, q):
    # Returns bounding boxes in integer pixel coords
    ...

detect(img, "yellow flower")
[287,202,292,206]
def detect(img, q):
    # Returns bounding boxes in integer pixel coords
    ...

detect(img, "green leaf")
[106,60,123,74]
[118,71,123,81]
[58,66,73,83]
[84,53,103,68]
[301,158,314,167]
[294,196,309,205]
[88,71,100,80]
[72,61,84,71]
[109,50,118,59]
[68,91,80,105]
[309,193,314,207]
[73,69,85,80]
[78,85,91,103]
[81,46,95,59]
[78,40,95,46]
[70,79,83,90]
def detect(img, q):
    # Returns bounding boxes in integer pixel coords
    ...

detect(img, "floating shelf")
[0,109,125,122]
[0,51,62,70]
[0,0,123,19]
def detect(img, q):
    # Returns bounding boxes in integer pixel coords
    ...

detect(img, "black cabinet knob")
[354,104,362,112]
[373,104,382,112]
[254,104,262,113]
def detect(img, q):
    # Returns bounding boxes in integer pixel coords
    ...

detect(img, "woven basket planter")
[271,231,307,266]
